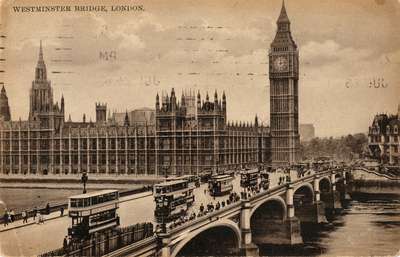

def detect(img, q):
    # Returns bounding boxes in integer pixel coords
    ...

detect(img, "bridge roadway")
[113,168,350,257]
[0,170,298,256]
[159,168,347,257]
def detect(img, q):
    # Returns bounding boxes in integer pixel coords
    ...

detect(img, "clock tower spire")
[269,1,300,166]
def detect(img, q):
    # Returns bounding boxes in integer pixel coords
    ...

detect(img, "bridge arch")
[250,196,287,220]
[293,183,314,206]
[319,177,331,193]
[250,196,287,245]
[171,219,241,257]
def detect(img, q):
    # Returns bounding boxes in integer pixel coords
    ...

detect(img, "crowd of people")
[2,203,66,227]
[158,191,243,232]
[156,168,311,233]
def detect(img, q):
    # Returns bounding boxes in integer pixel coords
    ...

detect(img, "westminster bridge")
[108,167,351,257]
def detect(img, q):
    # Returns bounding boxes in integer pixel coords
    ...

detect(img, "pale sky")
[1,0,399,137]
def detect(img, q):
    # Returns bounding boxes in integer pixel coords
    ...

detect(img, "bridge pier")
[321,173,342,214]
[339,171,352,204]
[294,176,328,224]
[294,201,328,224]
[284,185,303,244]
[250,186,303,245]
[240,200,259,256]
[159,236,170,257]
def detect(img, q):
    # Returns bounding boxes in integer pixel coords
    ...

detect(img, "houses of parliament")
[0,2,300,176]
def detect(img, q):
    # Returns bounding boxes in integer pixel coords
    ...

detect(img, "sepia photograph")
[0,0,399,256]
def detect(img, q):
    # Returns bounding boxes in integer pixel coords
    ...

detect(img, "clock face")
[274,56,288,72]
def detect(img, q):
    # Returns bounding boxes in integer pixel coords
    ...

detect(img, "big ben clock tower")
[269,1,300,166]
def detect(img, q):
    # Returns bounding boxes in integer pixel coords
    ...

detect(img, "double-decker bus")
[224,170,236,178]
[68,190,120,239]
[260,170,270,190]
[208,174,234,196]
[240,169,259,188]
[154,180,195,223]
[166,175,201,187]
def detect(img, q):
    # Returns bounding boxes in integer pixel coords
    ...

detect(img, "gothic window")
[101,154,107,165]
[110,139,116,149]
[91,155,97,165]
[64,156,69,165]
[394,125,398,134]
[129,139,135,149]
[91,139,97,149]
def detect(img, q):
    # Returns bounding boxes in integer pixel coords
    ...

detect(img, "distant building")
[300,124,315,142]
[113,108,156,127]
[368,104,400,165]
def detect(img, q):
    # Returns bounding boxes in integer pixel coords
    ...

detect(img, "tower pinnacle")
[39,40,43,60]
[277,0,290,24]
[35,40,47,81]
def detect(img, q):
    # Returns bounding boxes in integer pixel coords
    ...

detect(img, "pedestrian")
[60,207,64,217]
[46,203,50,215]
[199,203,204,213]
[37,212,41,224]
[10,209,15,222]
[40,212,45,224]
[8,210,13,223]
[3,210,8,227]
[22,210,28,224]
[33,207,37,220]
[63,236,68,250]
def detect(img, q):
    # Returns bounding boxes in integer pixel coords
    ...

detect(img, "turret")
[181,92,186,106]
[96,102,107,123]
[124,111,130,127]
[156,93,160,111]
[222,91,226,109]
[197,91,201,110]
[398,102,400,118]
[171,88,176,111]
[0,85,11,121]
[60,95,65,114]
[222,91,227,121]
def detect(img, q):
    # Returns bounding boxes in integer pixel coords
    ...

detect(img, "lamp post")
[81,172,88,194]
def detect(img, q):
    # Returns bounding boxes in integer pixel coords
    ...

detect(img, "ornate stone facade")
[269,2,300,166]
[0,44,271,176]
[368,105,400,165]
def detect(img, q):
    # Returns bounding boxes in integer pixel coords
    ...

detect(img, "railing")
[354,167,400,181]
[39,222,154,257]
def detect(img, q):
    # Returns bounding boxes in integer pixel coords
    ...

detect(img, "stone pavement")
[0,209,66,233]
[0,190,153,233]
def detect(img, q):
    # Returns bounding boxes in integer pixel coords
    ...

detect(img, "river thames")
[260,195,400,256]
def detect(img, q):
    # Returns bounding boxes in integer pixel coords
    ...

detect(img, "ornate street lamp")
[81,172,88,194]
